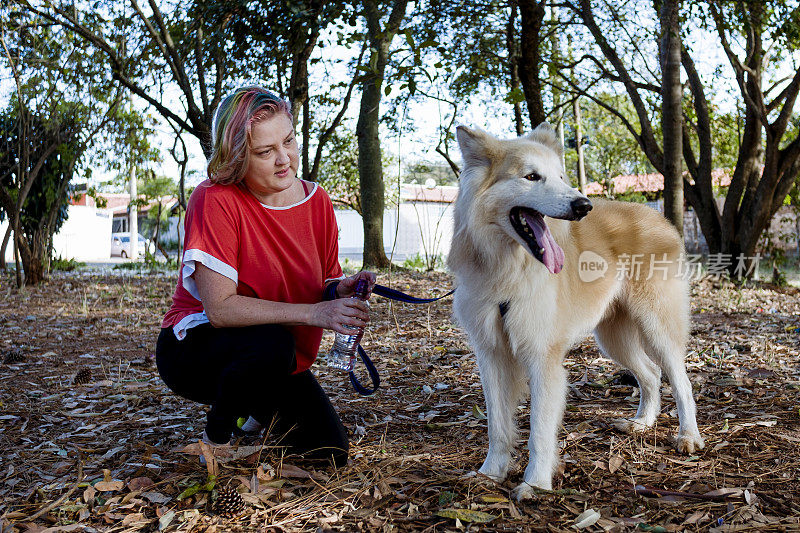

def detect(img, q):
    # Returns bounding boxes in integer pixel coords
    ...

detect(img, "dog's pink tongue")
[523,211,564,274]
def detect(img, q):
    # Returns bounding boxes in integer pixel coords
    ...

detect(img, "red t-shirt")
[162,179,343,373]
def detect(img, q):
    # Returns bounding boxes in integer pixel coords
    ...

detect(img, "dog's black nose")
[571,197,593,219]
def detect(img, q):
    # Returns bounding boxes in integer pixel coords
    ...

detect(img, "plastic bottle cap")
[354,279,369,298]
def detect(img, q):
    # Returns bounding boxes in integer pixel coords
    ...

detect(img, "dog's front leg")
[513,361,567,500]
[476,352,519,483]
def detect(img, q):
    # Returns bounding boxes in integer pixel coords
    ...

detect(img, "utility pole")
[567,35,586,193]
[573,95,586,194]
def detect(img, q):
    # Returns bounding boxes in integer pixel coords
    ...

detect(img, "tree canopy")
[3,0,800,281]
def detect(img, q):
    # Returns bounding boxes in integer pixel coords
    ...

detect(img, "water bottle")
[327,279,370,371]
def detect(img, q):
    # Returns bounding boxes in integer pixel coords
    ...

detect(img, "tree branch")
[29,3,196,135]
[568,0,663,170]
[709,2,767,124]
[309,41,367,182]
[142,0,204,125]
[681,47,712,194]
[769,65,800,137]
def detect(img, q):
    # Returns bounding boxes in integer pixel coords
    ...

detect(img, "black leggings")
[156,323,348,467]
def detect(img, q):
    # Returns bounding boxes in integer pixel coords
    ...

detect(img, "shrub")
[51,256,85,271]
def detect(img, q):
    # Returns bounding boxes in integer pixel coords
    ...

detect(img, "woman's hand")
[309,298,370,334]
[336,270,377,299]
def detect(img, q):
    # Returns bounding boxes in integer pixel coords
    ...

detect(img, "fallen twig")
[631,484,739,501]
[22,460,84,523]
[527,486,588,497]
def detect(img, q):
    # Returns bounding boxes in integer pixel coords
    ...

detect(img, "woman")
[156,86,375,468]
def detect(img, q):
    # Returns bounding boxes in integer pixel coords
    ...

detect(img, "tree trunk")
[356,0,408,269]
[517,0,546,128]
[0,224,11,269]
[13,218,23,287]
[721,108,761,255]
[302,92,311,180]
[570,0,800,280]
[681,48,721,253]
[506,0,525,135]
[155,202,170,260]
[659,0,683,234]
[549,4,565,169]
[17,230,44,285]
[357,62,390,268]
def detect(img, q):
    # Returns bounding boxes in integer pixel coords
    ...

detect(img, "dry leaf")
[198,440,219,478]
[94,480,124,492]
[608,455,624,473]
[127,476,155,492]
[704,488,743,498]
[573,509,601,529]
[436,508,496,523]
[279,464,313,479]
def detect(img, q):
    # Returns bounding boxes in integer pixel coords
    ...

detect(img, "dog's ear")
[527,123,563,157]
[456,126,494,166]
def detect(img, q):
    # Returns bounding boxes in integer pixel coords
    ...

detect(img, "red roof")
[584,169,733,195]
[71,192,177,215]
[400,184,459,203]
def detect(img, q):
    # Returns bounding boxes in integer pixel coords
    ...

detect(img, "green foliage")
[402,253,428,270]
[137,170,177,239]
[0,100,82,248]
[317,128,362,212]
[0,3,148,283]
[315,126,399,213]
[51,256,85,272]
[144,250,178,270]
[613,189,652,203]
[112,252,177,273]
[158,237,182,251]
[112,262,142,271]
[401,252,443,272]
[565,94,654,185]
[403,162,457,186]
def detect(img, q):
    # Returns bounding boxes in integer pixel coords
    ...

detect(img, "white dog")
[448,124,704,500]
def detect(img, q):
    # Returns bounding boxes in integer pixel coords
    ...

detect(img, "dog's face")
[455,124,592,274]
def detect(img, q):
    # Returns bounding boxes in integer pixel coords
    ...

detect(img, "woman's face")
[243,113,299,197]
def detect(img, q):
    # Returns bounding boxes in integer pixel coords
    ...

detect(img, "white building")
[1,205,113,263]
[335,184,457,264]
[2,184,459,265]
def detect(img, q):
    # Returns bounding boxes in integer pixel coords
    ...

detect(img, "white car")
[111,233,149,258]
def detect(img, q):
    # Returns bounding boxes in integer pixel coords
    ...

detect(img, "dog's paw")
[674,433,705,454]
[611,417,653,434]
[512,480,550,501]
[477,464,507,483]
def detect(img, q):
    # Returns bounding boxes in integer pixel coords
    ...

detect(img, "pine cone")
[73,368,92,385]
[214,484,246,518]
[3,350,24,364]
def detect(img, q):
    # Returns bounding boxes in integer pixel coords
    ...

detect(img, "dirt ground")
[1,268,799,532]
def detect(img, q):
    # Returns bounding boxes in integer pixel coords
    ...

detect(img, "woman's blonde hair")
[206,86,293,185]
